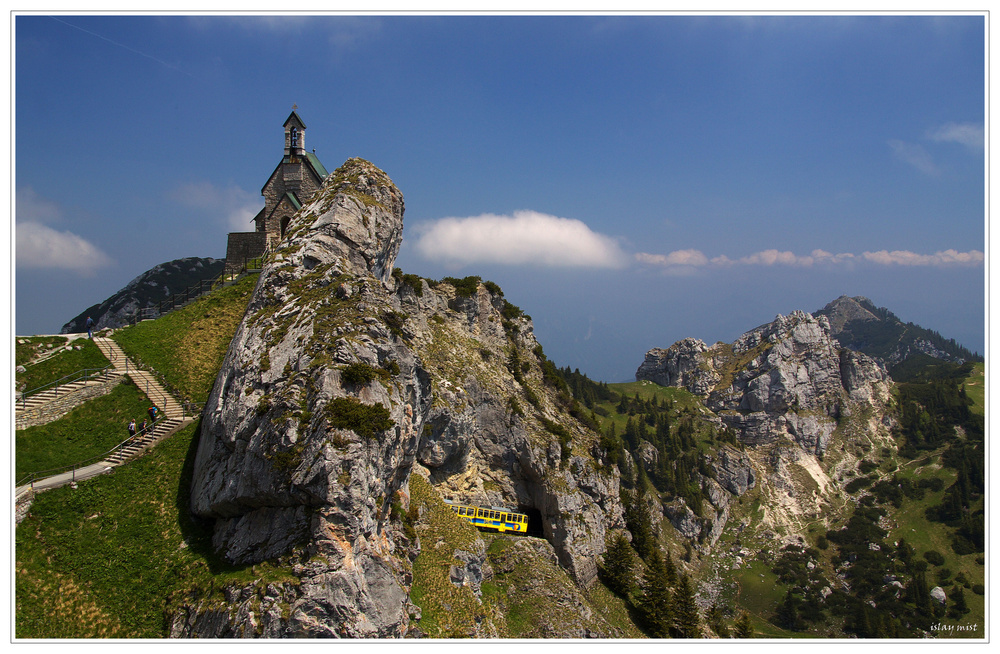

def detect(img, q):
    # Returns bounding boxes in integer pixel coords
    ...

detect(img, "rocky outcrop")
[635,338,721,395]
[62,257,225,333]
[177,158,622,638]
[709,446,755,496]
[638,311,891,456]
[635,310,896,551]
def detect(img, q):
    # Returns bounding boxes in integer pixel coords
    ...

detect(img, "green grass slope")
[16,421,297,638]
[16,274,269,638]
[16,378,154,482]
[16,336,111,394]
[111,273,258,403]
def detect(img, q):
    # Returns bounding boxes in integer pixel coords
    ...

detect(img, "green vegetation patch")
[16,378,152,482]
[112,274,258,403]
[391,268,424,297]
[407,474,496,637]
[962,362,985,416]
[440,275,481,298]
[16,335,69,367]
[340,361,390,386]
[483,535,623,638]
[16,421,298,638]
[16,337,110,394]
[323,397,394,439]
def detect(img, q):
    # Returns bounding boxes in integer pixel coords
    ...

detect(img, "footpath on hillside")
[15,334,196,506]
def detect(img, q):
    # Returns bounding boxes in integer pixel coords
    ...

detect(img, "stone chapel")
[224,110,330,273]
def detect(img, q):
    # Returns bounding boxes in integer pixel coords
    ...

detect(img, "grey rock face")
[710,446,755,496]
[178,158,623,637]
[639,311,890,455]
[635,338,721,395]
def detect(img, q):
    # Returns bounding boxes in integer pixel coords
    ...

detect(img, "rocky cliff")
[635,310,896,549]
[175,158,623,637]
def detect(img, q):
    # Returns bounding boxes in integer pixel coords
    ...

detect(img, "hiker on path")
[127,419,136,439]
[85,316,95,339]
[139,419,148,436]
[148,405,159,424]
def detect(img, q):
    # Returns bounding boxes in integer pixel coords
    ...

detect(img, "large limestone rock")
[189,158,424,637]
[180,158,623,637]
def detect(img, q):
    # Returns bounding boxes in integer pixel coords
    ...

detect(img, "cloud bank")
[636,247,983,270]
[16,187,113,274]
[890,121,984,175]
[927,122,984,150]
[412,210,629,269]
[17,222,113,274]
[889,139,938,175]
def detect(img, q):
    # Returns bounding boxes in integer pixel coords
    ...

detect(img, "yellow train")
[446,501,529,534]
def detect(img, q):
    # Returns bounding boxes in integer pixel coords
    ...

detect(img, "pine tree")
[600,532,636,598]
[949,586,970,618]
[638,549,673,638]
[672,574,701,638]
[733,611,754,638]
[664,550,677,587]
[775,589,800,631]
[623,487,654,561]
[706,603,730,637]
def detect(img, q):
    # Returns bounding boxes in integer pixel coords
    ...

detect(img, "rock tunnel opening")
[519,505,545,538]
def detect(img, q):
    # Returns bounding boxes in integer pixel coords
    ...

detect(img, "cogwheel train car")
[445,501,529,534]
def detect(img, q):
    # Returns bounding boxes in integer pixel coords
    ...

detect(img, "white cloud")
[412,210,628,269]
[888,139,939,175]
[16,186,64,225]
[810,249,856,265]
[927,122,984,150]
[862,249,984,266]
[637,247,981,270]
[635,249,708,267]
[170,181,261,232]
[16,222,112,274]
[732,249,815,266]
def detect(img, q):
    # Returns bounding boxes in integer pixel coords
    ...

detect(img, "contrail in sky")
[50,16,193,77]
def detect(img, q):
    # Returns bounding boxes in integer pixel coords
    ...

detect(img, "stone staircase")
[93,337,186,421]
[16,337,196,500]
[15,372,118,413]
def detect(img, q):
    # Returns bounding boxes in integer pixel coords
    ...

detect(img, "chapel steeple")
[284,109,306,157]
[224,109,330,275]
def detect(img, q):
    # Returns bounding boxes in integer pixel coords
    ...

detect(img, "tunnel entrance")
[519,505,545,538]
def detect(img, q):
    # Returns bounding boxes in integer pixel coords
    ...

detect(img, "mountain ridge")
[61,257,225,335]
[815,294,981,372]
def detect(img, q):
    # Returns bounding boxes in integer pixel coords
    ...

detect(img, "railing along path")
[15,338,199,498]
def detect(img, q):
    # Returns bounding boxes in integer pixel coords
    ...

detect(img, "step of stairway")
[15,375,121,414]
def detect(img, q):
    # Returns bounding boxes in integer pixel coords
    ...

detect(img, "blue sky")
[14,14,986,381]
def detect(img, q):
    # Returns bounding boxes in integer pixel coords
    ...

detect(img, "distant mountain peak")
[815,295,979,372]
[818,296,882,332]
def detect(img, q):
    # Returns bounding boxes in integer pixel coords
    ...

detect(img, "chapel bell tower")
[284,111,306,157]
